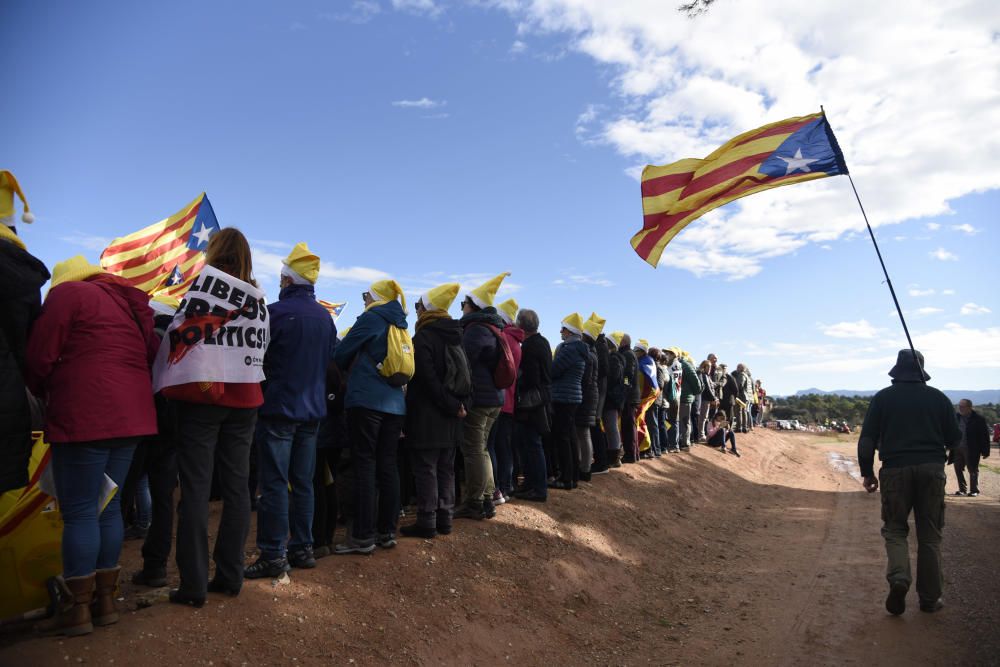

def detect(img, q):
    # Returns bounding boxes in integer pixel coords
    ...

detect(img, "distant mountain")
[793,388,1000,404]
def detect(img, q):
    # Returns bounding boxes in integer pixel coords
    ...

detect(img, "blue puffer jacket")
[551,337,587,405]
[261,284,337,421]
[333,300,408,416]
[460,308,506,408]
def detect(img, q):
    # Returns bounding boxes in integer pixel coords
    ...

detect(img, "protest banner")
[152,265,269,392]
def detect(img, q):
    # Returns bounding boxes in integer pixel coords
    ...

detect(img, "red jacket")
[500,325,525,415]
[25,274,159,444]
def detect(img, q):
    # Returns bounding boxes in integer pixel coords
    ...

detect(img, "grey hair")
[517,309,539,333]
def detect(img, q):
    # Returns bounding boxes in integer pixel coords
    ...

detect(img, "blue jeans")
[489,413,515,495]
[515,421,547,497]
[645,405,661,455]
[52,441,138,578]
[256,418,320,559]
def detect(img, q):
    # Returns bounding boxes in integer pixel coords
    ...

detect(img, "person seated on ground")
[706,412,740,457]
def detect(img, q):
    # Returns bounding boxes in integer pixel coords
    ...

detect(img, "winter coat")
[260,284,337,422]
[575,344,599,426]
[551,337,587,405]
[0,239,49,492]
[605,349,626,412]
[500,325,525,415]
[514,332,552,434]
[960,410,991,457]
[334,300,408,416]
[731,369,751,402]
[25,275,159,444]
[587,334,610,415]
[722,373,739,407]
[405,317,470,449]
[699,371,717,402]
[654,364,669,407]
[459,308,506,408]
[621,347,639,406]
[679,357,701,404]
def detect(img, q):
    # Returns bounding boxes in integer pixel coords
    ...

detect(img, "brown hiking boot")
[92,566,121,626]
[36,574,95,637]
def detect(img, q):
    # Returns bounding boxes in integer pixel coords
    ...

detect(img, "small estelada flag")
[318,300,347,320]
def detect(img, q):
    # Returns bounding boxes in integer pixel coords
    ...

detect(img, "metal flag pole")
[821,106,920,366]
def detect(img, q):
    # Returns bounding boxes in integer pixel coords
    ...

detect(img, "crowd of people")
[2,223,771,638]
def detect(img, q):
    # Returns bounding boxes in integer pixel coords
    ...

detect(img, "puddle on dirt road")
[828,452,862,482]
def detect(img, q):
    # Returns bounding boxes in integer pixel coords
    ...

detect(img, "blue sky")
[5,0,998,395]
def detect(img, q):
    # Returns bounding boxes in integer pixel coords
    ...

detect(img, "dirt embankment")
[2,429,998,666]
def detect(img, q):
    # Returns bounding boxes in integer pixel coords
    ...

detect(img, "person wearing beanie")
[511,309,552,502]
[574,318,600,481]
[26,255,159,634]
[677,350,702,449]
[401,283,471,538]
[454,273,510,520]
[333,277,408,553]
[489,298,523,502]
[603,334,626,468]
[245,243,337,577]
[633,342,660,459]
[0,170,35,234]
[549,313,588,489]
[645,347,665,458]
[582,314,610,474]
[617,334,640,464]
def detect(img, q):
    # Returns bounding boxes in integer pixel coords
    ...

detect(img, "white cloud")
[913,306,943,316]
[391,97,446,109]
[908,288,935,297]
[914,323,1000,369]
[250,239,292,251]
[925,222,941,231]
[960,302,992,315]
[391,0,441,16]
[485,0,1000,279]
[553,272,615,289]
[819,319,883,339]
[60,232,112,251]
[252,248,388,287]
[930,247,958,261]
[952,223,979,234]
[321,1,382,24]
[941,289,955,295]
[510,39,527,54]
[784,355,896,374]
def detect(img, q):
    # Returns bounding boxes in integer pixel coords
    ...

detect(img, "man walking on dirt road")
[952,399,991,497]
[857,349,961,616]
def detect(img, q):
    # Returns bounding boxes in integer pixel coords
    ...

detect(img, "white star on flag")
[192,222,214,247]
[778,148,819,175]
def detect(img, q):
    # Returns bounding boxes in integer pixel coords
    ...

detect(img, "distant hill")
[793,388,1000,404]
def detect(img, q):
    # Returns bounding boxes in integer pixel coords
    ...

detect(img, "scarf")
[416,308,451,333]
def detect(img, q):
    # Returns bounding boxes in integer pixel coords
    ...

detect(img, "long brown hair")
[205,228,257,286]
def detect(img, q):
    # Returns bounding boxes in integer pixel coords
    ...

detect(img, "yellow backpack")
[378,324,415,387]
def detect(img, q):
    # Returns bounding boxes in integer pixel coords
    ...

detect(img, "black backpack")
[442,343,472,397]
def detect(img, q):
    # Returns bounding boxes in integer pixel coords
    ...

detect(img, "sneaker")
[492,490,506,505]
[333,538,376,555]
[953,490,967,496]
[885,580,908,616]
[244,556,290,579]
[131,568,168,588]
[289,546,317,569]
[590,466,610,475]
[969,491,980,497]
[377,533,397,549]
[731,450,741,458]
[482,498,497,519]
[919,598,944,613]
[454,503,484,521]
[400,523,437,539]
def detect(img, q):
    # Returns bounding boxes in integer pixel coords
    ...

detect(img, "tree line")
[768,395,1000,428]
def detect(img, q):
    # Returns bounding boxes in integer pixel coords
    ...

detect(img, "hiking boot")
[131,567,168,588]
[919,598,944,613]
[400,523,437,539]
[885,580,908,616]
[36,574,95,637]
[333,538,376,555]
[377,533,397,549]
[289,546,317,569]
[454,502,484,520]
[244,556,290,579]
[482,498,497,519]
[91,567,121,627]
[207,578,241,597]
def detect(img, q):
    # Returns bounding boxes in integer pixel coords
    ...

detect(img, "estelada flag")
[100,193,221,297]
[318,300,347,320]
[633,111,848,266]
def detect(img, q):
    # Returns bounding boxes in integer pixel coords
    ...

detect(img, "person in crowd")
[583,314,610,475]
[720,364,738,428]
[489,298,523,504]
[245,243,336,577]
[26,256,158,634]
[952,399,991,497]
[604,334,626,468]
[618,334,640,463]
[575,322,599,480]
[732,364,751,433]
[687,355,705,444]
[401,283,470,537]
[549,313,588,489]
[333,279,408,552]
[753,379,767,426]
[455,273,510,519]
[678,350,700,450]
[161,229,266,607]
[313,360,346,557]
[858,350,960,616]
[633,340,659,458]
[640,344,661,458]
[661,348,681,454]
[130,294,181,589]
[706,412,739,456]
[698,360,719,440]
[511,309,551,502]
[654,352,671,455]
[0,221,49,495]
[744,366,756,432]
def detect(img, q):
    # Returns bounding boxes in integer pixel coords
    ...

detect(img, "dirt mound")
[2,430,997,666]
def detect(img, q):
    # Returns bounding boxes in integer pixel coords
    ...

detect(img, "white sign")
[152,264,269,392]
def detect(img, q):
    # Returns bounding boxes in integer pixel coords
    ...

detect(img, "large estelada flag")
[632,111,848,266]
[100,193,221,297]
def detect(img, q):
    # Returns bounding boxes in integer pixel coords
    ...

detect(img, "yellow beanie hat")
[583,312,606,340]
[0,170,34,227]
[468,272,510,309]
[497,298,519,325]
[50,255,105,290]
[561,312,584,335]
[149,292,181,316]
[282,242,321,284]
[369,278,407,311]
[608,331,624,347]
[635,339,650,352]
[420,282,460,312]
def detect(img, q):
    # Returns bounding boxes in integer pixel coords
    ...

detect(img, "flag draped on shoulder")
[100,193,220,297]
[633,111,848,267]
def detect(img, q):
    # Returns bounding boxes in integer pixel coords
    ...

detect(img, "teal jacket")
[333,300,408,415]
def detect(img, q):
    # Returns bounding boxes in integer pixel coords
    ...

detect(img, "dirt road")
[2,429,997,666]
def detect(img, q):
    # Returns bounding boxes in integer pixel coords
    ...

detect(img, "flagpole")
[821,106,920,363]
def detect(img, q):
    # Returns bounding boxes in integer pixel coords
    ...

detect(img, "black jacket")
[460,308,506,408]
[620,347,640,406]
[588,334,609,415]
[606,349,625,411]
[722,373,739,406]
[515,333,552,434]
[0,240,50,493]
[576,345,599,427]
[699,371,717,402]
[960,410,991,457]
[406,318,471,449]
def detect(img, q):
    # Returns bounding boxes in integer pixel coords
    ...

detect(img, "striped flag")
[633,111,848,267]
[100,193,220,297]
[318,300,347,320]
